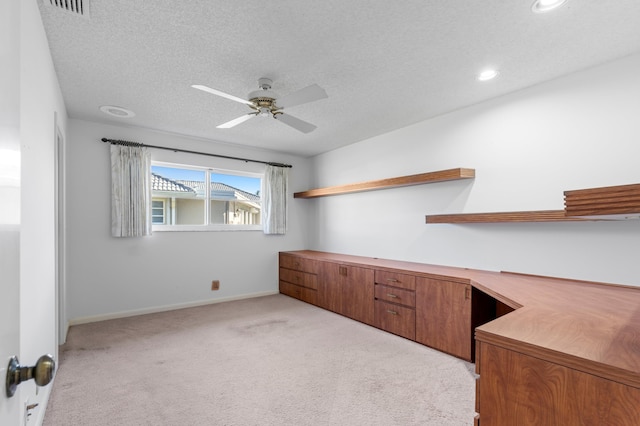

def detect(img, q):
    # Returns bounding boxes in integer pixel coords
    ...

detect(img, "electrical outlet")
[211,280,220,291]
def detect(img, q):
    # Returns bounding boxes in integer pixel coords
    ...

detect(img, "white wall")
[309,53,640,286]
[65,119,313,322]
[18,1,68,425]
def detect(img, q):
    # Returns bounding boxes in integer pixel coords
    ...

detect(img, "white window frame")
[151,199,166,225]
[151,161,263,232]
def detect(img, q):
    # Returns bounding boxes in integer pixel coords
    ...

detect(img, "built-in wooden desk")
[279,250,640,425]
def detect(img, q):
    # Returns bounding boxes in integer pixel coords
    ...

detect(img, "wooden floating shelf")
[564,183,640,217]
[425,210,595,224]
[426,183,640,224]
[294,168,475,199]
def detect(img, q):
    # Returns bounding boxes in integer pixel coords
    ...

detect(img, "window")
[151,200,166,224]
[151,163,262,231]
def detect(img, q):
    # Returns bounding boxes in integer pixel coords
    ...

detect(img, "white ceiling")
[38,0,640,157]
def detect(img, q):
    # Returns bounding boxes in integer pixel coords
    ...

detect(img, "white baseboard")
[68,291,280,326]
[58,321,70,345]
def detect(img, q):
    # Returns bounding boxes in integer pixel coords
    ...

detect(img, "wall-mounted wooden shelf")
[425,210,595,224]
[426,183,640,224]
[564,183,640,218]
[294,168,475,199]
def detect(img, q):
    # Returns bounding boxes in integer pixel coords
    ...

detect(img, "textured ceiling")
[38,0,640,157]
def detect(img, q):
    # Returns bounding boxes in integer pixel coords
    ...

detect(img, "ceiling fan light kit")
[192,78,327,134]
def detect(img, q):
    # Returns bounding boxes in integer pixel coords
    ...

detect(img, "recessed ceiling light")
[99,105,136,118]
[477,69,499,82]
[531,0,567,13]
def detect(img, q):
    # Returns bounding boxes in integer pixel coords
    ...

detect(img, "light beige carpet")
[44,294,476,425]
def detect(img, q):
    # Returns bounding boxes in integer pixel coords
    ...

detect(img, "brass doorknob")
[5,354,56,398]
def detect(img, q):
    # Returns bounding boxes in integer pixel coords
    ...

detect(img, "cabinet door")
[341,265,374,325]
[318,261,343,313]
[318,262,374,325]
[416,277,472,361]
[477,342,640,426]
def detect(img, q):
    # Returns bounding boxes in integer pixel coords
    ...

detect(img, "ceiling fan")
[192,78,328,133]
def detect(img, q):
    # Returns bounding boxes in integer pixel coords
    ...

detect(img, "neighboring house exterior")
[151,173,261,225]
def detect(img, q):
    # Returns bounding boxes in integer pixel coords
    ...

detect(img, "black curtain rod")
[101,138,293,168]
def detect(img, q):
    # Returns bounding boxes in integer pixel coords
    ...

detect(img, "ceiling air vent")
[44,0,90,18]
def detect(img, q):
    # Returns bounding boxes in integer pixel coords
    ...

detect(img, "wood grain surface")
[294,168,475,198]
[478,342,640,425]
[416,278,472,360]
[425,210,590,223]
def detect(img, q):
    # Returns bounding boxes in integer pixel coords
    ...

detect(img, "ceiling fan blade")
[217,113,257,129]
[274,113,317,133]
[192,84,254,106]
[276,84,328,109]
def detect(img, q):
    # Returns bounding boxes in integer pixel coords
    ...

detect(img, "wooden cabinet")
[318,262,374,325]
[279,253,319,305]
[280,250,640,426]
[374,270,416,340]
[476,342,640,425]
[415,277,472,361]
[281,253,494,362]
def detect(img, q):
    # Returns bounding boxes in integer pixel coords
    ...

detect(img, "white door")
[1,0,23,423]
[0,227,21,426]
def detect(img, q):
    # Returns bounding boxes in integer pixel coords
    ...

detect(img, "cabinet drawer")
[374,284,415,308]
[374,270,416,290]
[279,253,319,274]
[279,268,318,290]
[280,281,318,305]
[374,300,415,340]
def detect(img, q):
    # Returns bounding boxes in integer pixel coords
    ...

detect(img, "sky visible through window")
[152,166,261,195]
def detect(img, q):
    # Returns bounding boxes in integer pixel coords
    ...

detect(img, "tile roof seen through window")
[152,173,195,193]
[151,173,259,201]
[177,180,260,201]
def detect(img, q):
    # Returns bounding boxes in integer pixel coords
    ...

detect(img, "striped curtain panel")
[262,165,288,235]
[110,144,152,237]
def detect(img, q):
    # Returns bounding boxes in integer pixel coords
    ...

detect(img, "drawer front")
[374,270,416,290]
[279,267,318,290]
[279,253,319,274]
[280,281,318,305]
[374,300,416,340]
[374,284,416,308]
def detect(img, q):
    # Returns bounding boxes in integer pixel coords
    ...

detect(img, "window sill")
[152,225,263,232]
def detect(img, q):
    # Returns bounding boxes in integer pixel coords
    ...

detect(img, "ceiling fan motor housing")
[248,78,280,115]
